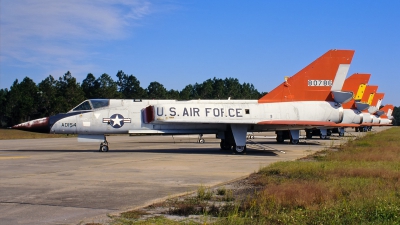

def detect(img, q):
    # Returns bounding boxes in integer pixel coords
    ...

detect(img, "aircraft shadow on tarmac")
[126,139,323,146]
[3,147,279,156]
[246,140,323,146]
[109,148,279,156]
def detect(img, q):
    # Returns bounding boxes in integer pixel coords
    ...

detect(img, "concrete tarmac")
[0,128,388,224]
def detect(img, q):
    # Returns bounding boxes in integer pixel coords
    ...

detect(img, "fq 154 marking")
[62,123,76,127]
[156,107,244,118]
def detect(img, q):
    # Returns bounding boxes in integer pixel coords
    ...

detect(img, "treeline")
[0,71,265,127]
[1,70,399,127]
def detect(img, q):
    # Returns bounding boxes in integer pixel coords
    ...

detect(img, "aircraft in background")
[12,50,374,154]
[379,104,394,125]
[305,73,371,138]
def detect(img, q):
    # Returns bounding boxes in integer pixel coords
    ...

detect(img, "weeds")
[110,127,400,224]
[197,185,213,200]
[216,187,226,196]
[120,210,149,219]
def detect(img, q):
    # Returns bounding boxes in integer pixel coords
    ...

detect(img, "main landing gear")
[275,130,300,144]
[219,125,248,154]
[198,134,205,143]
[220,139,247,154]
[99,136,109,152]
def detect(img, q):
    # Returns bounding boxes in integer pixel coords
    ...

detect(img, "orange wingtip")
[258,49,355,103]
[341,73,371,109]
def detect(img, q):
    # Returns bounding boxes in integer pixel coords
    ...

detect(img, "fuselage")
[47,99,344,135]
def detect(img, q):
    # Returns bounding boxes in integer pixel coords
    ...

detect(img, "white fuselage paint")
[380,119,392,125]
[50,99,343,135]
[361,112,373,124]
[341,109,363,124]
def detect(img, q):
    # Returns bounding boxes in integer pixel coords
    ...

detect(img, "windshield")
[72,100,92,111]
[90,99,110,109]
[71,99,110,112]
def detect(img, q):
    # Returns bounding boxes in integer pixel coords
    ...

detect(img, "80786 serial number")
[308,80,333,86]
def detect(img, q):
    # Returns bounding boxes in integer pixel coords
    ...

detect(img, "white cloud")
[0,0,155,79]
[2,0,152,41]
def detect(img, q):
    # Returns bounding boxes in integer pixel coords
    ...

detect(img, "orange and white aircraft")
[13,50,356,154]
[379,104,394,125]
[305,73,371,138]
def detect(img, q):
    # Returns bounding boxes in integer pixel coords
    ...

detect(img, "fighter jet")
[305,73,371,138]
[379,104,394,125]
[13,49,355,154]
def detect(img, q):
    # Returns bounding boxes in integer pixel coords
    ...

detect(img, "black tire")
[100,145,109,152]
[232,145,246,154]
[220,140,231,150]
[291,139,299,144]
[276,135,284,143]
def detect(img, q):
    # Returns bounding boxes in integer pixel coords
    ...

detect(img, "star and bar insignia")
[103,114,131,128]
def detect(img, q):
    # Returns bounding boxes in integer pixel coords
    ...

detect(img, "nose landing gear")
[99,136,109,152]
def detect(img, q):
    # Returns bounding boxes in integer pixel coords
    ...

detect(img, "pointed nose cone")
[12,117,50,133]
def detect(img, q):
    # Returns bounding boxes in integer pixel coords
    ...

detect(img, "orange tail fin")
[371,92,384,108]
[361,86,378,105]
[341,73,371,109]
[379,104,394,118]
[258,49,354,103]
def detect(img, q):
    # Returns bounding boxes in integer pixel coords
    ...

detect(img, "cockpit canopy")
[70,99,110,112]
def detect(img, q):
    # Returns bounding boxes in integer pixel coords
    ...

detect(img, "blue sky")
[1,1,399,105]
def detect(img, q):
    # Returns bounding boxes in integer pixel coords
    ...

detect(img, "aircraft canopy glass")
[90,99,110,109]
[73,101,92,111]
[71,99,109,111]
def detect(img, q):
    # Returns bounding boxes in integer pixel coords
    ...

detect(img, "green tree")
[224,78,241,99]
[180,84,197,100]
[147,81,167,99]
[240,82,263,99]
[393,106,400,126]
[37,75,59,116]
[96,73,120,99]
[56,71,85,112]
[198,79,213,99]
[81,73,100,99]
[0,88,9,127]
[212,77,226,99]
[6,78,40,124]
[167,89,180,99]
[116,70,146,99]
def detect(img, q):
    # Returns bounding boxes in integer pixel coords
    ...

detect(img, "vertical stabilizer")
[380,104,394,119]
[258,49,354,103]
[361,86,378,105]
[368,92,384,114]
[341,73,371,109]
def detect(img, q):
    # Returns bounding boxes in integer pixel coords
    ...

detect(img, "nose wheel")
[99,136,109,152]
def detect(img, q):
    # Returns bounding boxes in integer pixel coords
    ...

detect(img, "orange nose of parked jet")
[12,117,50,133]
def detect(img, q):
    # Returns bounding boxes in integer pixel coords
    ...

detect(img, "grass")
[0,128,76,140]
[224,127,400,224]
[103,127,400,224]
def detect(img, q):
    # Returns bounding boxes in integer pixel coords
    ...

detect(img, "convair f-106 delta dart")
[14,49,390,154]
